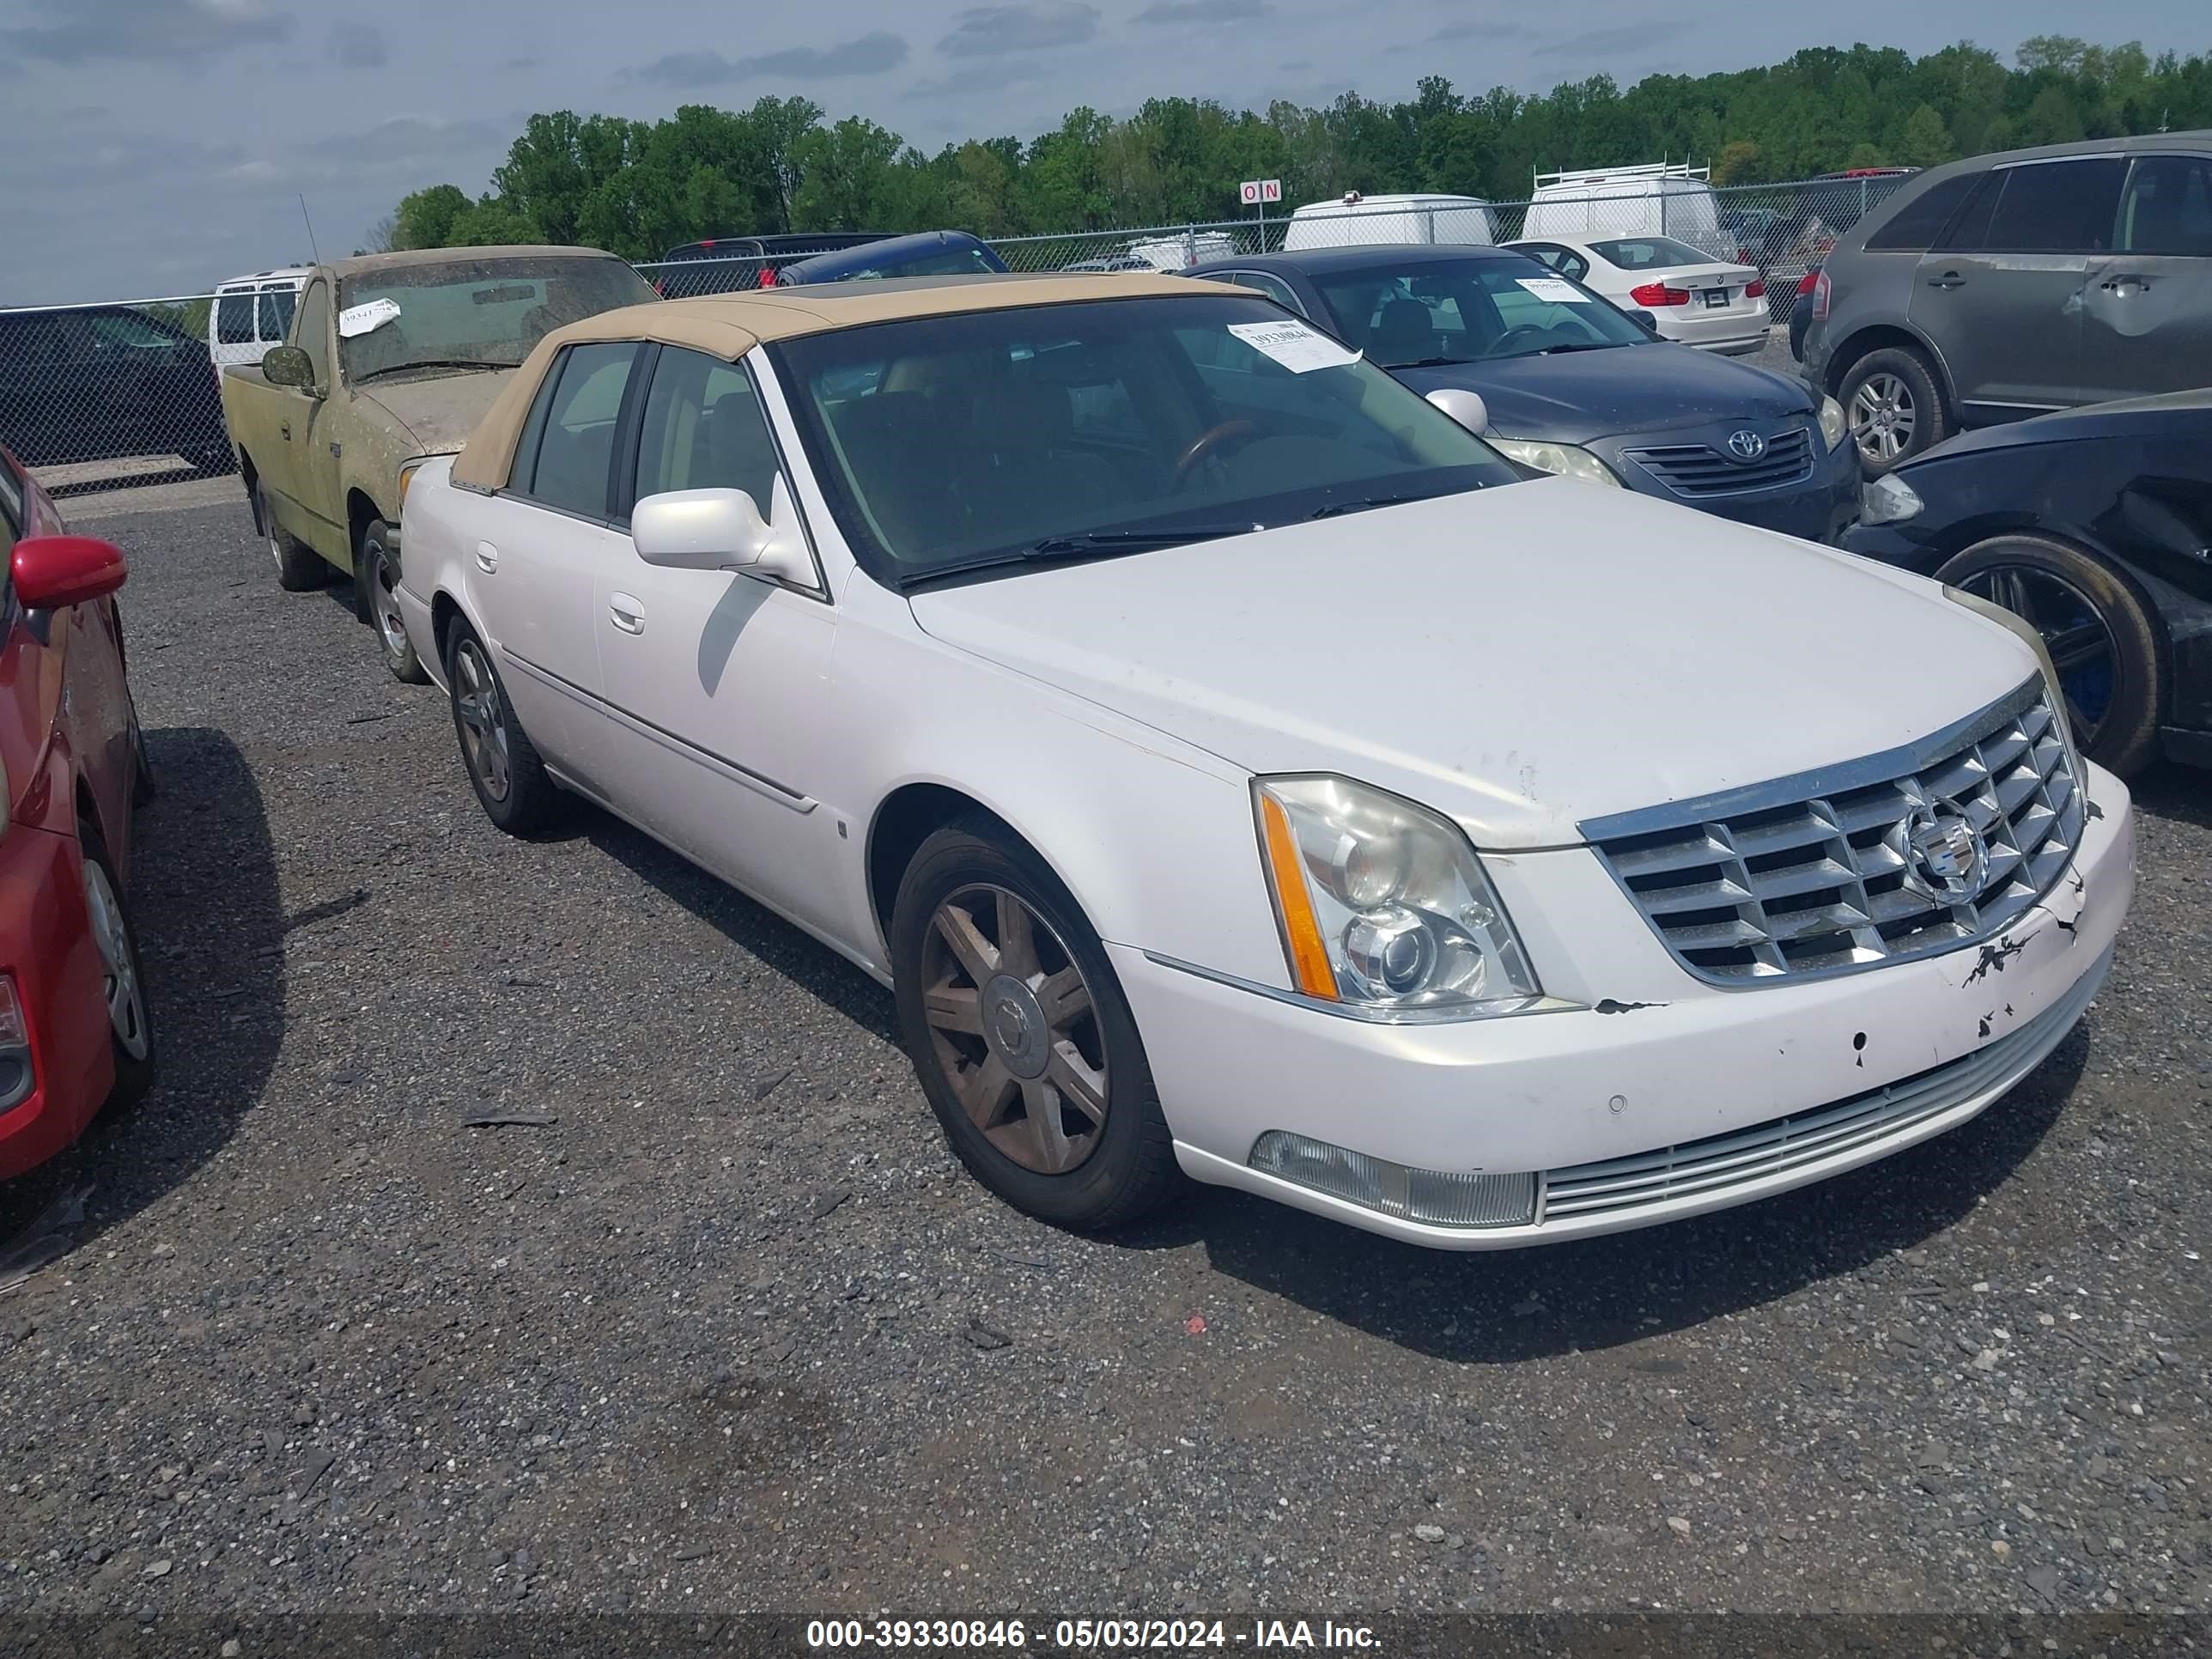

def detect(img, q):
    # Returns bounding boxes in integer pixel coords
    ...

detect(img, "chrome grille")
[1625,427,1813,496]
[1585,681,2083,985]
[1542,947,2108,1223]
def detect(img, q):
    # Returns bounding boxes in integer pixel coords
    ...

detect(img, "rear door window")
[216,290,257,345]
[1978,159,2127,254]
[2117,155,2212,256]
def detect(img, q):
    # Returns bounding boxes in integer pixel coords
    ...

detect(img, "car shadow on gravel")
[1123,1036,2087,1364]
[0,728,284,1268]
[2130,760,2210,830]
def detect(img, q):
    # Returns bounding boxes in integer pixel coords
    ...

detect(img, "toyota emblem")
[1725,429,1768,462]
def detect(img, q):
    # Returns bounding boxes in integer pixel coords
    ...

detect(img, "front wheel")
[445,622,564,835]
[1936,533,2167,779]
[890,820,1181,1231]
[78,825,155,1113]
[359,520,428,684]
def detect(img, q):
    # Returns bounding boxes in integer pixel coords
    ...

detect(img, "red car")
[0,447,155,1180]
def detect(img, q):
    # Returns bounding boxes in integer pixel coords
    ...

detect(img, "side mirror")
[12,535,127,611]
[631,482,812,586]
[1424,386,1490,435]
[261,344,319,392]
[1628,309,1661,332]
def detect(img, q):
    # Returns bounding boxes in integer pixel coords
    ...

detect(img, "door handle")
[474,541,498,574]
[1926,272,1966,289]
[2100,273,2149,293]
[608,593,645,635]
[279,421,291,440]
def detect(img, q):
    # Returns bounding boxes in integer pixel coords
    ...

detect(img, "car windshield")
[1589,235,1717,268]
[1309,258,1649,368]
[337,256,656,380]
[771,294,1520,585]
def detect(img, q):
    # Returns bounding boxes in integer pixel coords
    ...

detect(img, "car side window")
[291,280,331,385]
[1212,271,1305,314]
[633,346,784,519]
[517,342,638,521]
[1977,159,2127,255]
[2118,155,2212,257]
[1553,250,1590,282]
[1869,171,1984,251]
[258,285,298,343]
[216,291,257,345]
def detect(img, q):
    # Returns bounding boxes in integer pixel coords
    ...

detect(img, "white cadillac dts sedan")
[396,273,2134,1249]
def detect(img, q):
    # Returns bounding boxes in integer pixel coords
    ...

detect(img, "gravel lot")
[0,484,2205,1632]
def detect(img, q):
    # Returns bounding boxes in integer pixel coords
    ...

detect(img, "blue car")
[777,231,1009,287]
[1188,244,1861,545]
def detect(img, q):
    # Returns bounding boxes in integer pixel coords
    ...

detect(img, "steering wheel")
[1492,325,1553,354]
[1173,419,1260,485]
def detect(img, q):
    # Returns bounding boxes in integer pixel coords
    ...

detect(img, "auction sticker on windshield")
[1227,319,1362,373]
[1515,277,1588,303]
[338,297,403,338]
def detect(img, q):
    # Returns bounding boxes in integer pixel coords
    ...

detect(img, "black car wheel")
[890,817,1182,1232]
[1839,345,1951,473]
[1936,532,2168,779]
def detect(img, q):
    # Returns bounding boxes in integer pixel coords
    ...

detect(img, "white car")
[1509,235,1770,355]
[397,275,2134,1250]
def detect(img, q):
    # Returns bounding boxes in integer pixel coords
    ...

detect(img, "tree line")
[380,36,2212,261]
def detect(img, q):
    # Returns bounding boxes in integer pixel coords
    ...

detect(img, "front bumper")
[0,823,113,1181]
[1116,763,2134,1249]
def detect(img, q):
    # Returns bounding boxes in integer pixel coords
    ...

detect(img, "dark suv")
[0,304,231,476]
[1802,133,2212,471]
[649,233,895,297]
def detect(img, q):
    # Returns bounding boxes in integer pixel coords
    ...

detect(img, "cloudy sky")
[0,0,2199,303]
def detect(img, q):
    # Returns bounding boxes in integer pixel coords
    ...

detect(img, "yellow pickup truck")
[221,245,656,680]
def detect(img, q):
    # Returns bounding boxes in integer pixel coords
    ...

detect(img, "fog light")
[1249,1130,1537,1228]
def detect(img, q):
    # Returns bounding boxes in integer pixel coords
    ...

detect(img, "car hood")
[907,482,2037,848]
[356,370,516,456]
[1389,343,1812,444]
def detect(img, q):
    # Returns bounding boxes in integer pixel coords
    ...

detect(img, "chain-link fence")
[8,173,1909,495]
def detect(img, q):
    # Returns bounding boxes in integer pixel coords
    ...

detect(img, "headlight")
[1818,393,1849,453]
[1941,585,2084,779]
[1489,438,1622,488]
[1253,775,1541,1021]
[1860,471,1923,526]
[397,457,427,516]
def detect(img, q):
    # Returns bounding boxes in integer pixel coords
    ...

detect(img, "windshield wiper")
[1383,356,1475,369]
[1307,490,1445,520]
[1530,341,1623,356]
[905,524,1258,586]
[353,359,515,382]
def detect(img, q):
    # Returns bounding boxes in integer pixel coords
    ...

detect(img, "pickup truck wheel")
[261,483,327,592]
[359,520,428,684]
[890,819,1182,1231]
[445,623,564,835]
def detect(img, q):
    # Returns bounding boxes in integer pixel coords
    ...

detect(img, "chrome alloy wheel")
[1850,371,1917,465]
[368,545,410,664]
[919,883,1109,1175]
[80,857,149,1062]
[451,637,513,803]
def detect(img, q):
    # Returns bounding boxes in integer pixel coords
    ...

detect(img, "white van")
[1281,192,1497,251]
[210,267,312,377]
[1519,166,1731,259]
[1122,231,1239,271]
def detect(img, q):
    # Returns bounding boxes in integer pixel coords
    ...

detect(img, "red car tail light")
[1744,278,1765,300]
[0,974,32,1113]
[1812,270,1832,321]
[1795,269,1820,296]
[1628,282,1690,307]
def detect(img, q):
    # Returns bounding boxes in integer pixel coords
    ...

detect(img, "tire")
[890,817,1182,1231]
[130,708,157,808]
[1838,345,1951,473]
[359,520,428,684]
[443,620,564,835]
[260,482,328,592]
[1936,533,2167,779]
[77,823,155,1114]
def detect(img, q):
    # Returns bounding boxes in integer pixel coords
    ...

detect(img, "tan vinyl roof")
[329,244,630,280]
[452,271,1216,490]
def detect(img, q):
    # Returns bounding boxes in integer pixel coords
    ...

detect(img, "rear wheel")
[1936,532,2167,779]
[445,622,563,835]
[1838,345,1950,472]
[261,482,327,592]
[78,824,155,1113]
[359,520,428,684]
[890,819,1182,1231]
